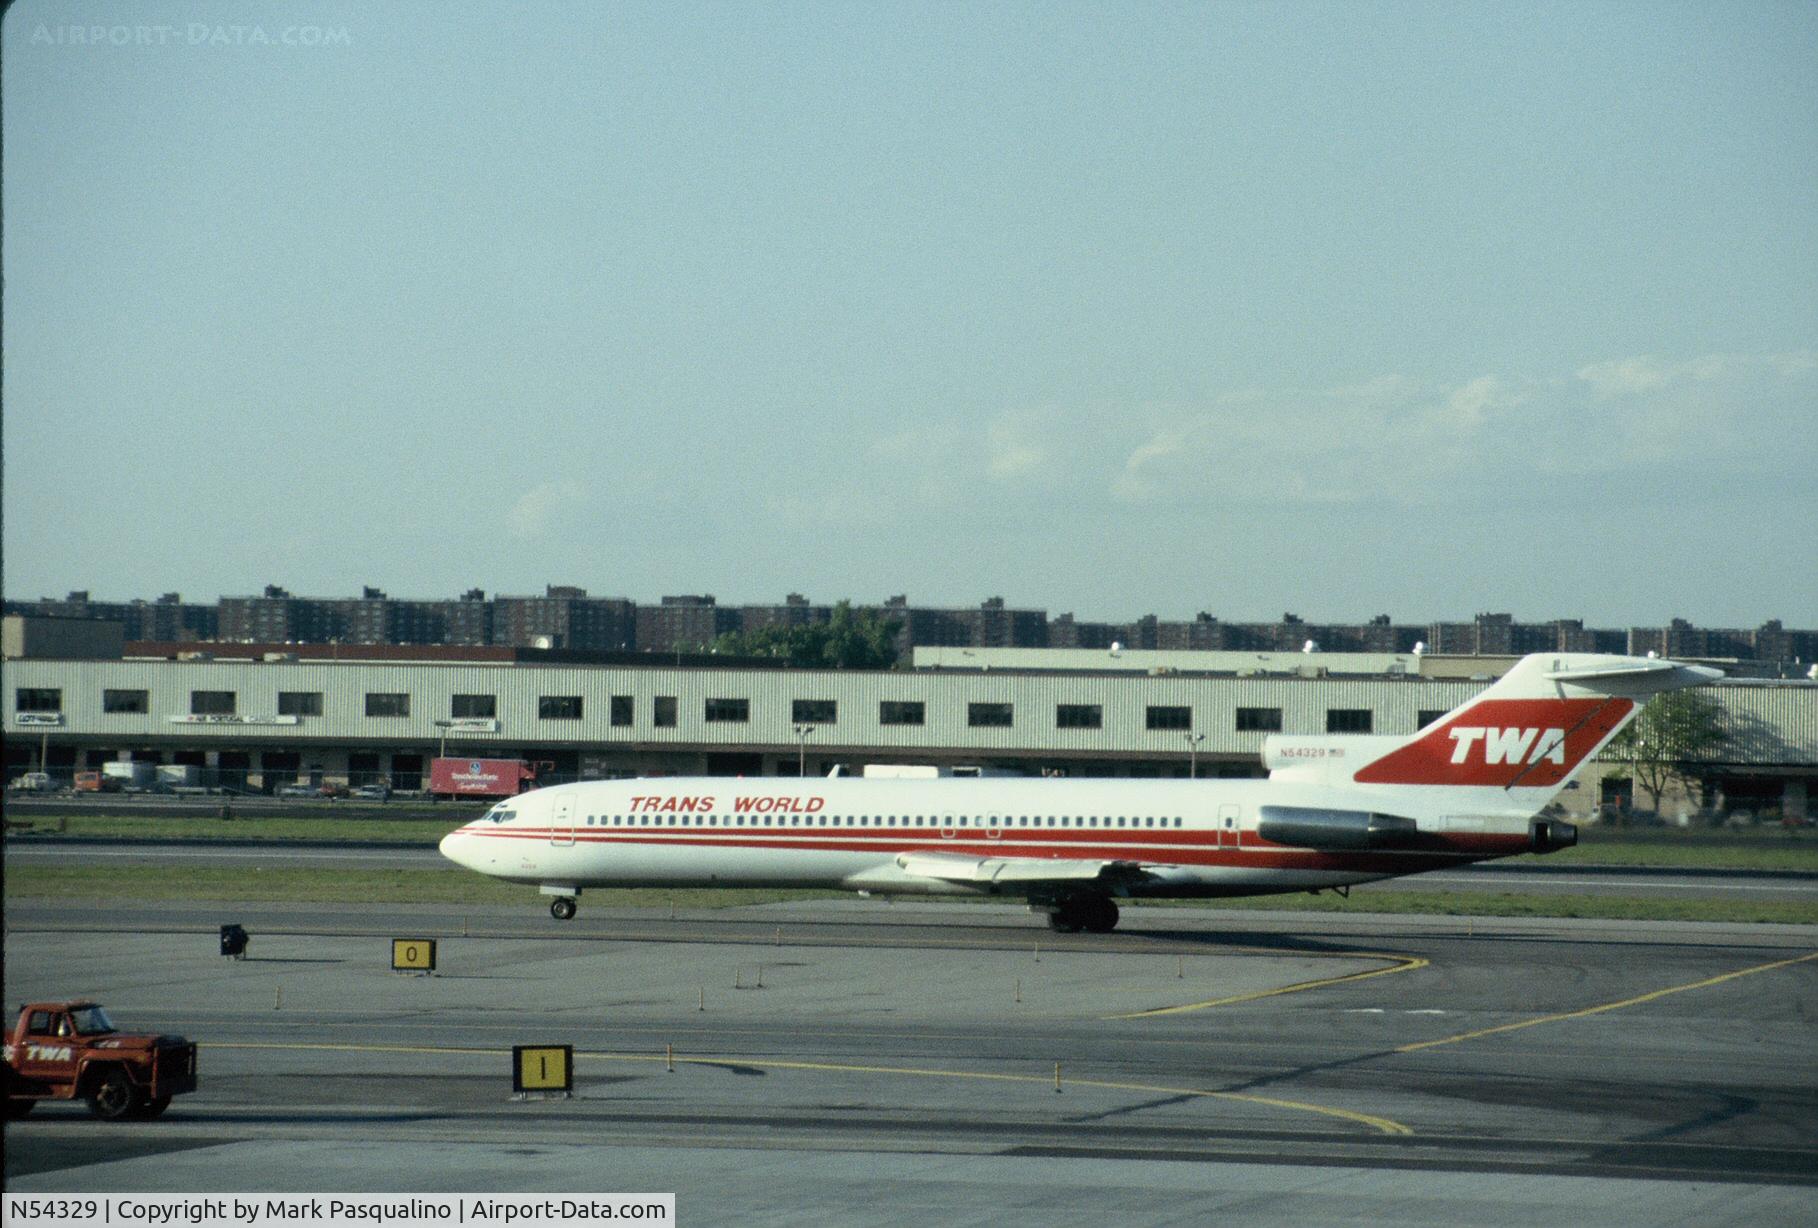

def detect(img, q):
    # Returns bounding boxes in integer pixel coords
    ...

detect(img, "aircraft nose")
[438,829,470,867]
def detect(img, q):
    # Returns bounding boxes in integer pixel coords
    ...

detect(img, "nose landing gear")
[549,897,577,921]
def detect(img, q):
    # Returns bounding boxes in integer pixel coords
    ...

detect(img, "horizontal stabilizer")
[1542,662,1677,682]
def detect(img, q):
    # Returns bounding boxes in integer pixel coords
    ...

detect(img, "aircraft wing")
[894,851,1152,889]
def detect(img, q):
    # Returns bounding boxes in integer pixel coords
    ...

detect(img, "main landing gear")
[549,897,577,921]
[1046,894,1119,934]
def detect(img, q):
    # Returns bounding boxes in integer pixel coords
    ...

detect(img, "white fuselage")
[436,775,1527,901]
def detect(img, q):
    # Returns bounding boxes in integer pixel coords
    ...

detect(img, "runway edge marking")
[204,1041,1413,1137]
[1107,954,1430,1019]
[1396,949,1818,1053]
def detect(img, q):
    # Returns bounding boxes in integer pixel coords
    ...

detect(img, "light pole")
[794,724,815,777]
[434,719,455,760]
[1185,732,1205,779]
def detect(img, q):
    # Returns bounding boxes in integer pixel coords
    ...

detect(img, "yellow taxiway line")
[1107,953,1430,1019]
[206,1040,1412,1136]
[1396,950,1818,1053]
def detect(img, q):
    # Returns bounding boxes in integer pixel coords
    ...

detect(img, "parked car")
[275,783,318,798]
[350,784,391,801]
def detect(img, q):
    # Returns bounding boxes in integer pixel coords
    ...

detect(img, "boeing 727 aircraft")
[438,653,1719,932]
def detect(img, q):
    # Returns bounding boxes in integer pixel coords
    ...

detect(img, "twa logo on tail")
[1449,727,1566,766]
[1355,698,1634,788]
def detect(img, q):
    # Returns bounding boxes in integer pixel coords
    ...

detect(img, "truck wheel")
[135,1095,173,1119]
[87,1069,144,1120]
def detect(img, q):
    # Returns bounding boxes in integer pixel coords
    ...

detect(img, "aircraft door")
[15,1010,78,1089]
[1217,804,1241,850]
[549,793,576,846]
[940,812,957,840]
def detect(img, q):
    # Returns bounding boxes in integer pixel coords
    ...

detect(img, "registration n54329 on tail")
[438,653,1719,932]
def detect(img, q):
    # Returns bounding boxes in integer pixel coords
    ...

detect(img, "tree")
[704,602,902,670]
[1605,689,1728,817]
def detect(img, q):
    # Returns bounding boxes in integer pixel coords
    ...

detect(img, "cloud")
[1110,350,1815,505]
[854,349,1816,518]
[1575,350,1816,399]
[985,415,1050,479]
[869,407,1071,488]
[1576,355,1720,398]
[507,480,584,539]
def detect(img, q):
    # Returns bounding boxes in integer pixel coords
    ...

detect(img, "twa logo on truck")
[1354,697,1634,788]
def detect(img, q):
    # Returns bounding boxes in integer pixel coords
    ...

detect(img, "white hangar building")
[4,629,1813,821]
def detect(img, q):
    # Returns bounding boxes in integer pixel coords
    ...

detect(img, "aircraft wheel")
[549,897,577,921]
[1046,898,1084,933]
[1082,897,1120,933]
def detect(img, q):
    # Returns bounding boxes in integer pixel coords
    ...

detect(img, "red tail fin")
[1352,698,1634,787]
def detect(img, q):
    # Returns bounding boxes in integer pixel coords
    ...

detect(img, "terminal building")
[4,617,1813,823]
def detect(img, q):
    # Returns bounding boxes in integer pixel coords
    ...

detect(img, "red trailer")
[429,757,539,799]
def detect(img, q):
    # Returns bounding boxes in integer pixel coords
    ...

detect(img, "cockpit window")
[69,1005,116,1035]
[488,809,517,824]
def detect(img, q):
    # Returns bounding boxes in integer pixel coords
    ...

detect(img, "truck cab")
[4,1001,198,1119]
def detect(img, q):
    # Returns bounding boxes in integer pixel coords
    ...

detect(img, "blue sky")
[4,1,1814,627]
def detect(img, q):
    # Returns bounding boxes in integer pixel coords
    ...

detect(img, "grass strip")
[1534,832,1818,871]
[6,815,454,843]
[5,866,1814,924]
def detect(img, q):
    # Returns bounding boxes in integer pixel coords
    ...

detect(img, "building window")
[540,696,583,720]
[705,698,750,723]
[880,700,925,726]
[1417,709,1449,729]
[654,696,677,727]
[16,688,62,712]
[611,695,634,727]
[968,702,1014,728]
[278,691,322,717]
[452,693,496,719]
[1056,704,1101,729]
[1326,709,1373,733]
[793,699,837,724]
[191,690,236,716]
[1235,707,1283,733]
[365,692,410,718]
[103,689,148,714]
[1145,705,1190,731]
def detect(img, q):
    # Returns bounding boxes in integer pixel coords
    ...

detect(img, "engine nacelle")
[1529,818,1578,853]
[1255,806,1421,850]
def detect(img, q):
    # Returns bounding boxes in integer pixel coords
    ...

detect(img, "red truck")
[429,757,540,799]
[4,1001,198,1120]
